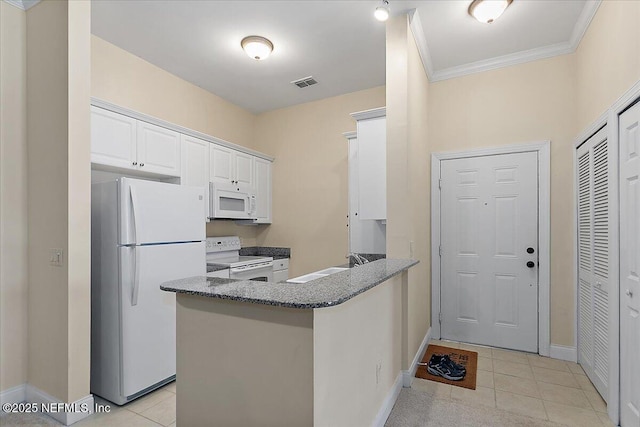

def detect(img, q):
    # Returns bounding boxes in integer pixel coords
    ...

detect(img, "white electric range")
[206,236,274,282]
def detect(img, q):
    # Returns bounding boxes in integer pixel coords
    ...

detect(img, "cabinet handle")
[132,161,138,166]
[140,163,145,167]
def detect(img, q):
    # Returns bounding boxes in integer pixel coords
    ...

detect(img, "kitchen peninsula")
[161,258,417,426]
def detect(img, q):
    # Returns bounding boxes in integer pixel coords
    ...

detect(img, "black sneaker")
[440,354,466,374]
[426,354,465,381]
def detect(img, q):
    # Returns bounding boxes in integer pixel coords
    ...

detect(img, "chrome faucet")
[346,253,369,266]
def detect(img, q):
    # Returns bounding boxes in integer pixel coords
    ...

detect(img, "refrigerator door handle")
[129,184,139,245]
[132,246,140,306]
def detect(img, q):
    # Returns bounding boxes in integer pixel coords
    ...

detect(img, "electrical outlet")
[49,248,63,267]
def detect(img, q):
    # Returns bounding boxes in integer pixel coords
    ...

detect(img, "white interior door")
[619,100,640,427]
[440,151,538,352]
[119,242,205,397]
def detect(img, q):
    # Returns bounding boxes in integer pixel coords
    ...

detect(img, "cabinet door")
[235,151,255,188]
[91,106,137,169]
[181,135,211,219]
[209,144,234,185]
[254,158,272,223]
[137,122,181,177]
[357,116,386,220]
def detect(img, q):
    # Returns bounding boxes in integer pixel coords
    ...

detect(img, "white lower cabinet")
[181,135,211,219]
[272,258,289,283]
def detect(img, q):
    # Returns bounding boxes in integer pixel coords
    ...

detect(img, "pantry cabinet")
[254,158,272,224]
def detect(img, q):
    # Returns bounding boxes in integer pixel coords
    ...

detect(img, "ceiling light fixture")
[374,0,390,22]
[241,35,273,60]
[468,0,513,24]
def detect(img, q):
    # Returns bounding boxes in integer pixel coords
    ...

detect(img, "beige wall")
[575,0,640,132]
[0,0,29,393]
[429,56,576,346]
[26,0,91,402]
[91,35,260,245]
[386,15,431,368]
[253,87,385,277]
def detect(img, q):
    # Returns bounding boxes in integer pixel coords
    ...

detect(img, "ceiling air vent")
[291,76,318,88]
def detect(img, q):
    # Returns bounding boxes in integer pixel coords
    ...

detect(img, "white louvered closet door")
[577,126,610,400]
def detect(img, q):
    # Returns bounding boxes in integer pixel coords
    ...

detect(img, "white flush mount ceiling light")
[241,36,273,60]
[374,0,390,22]
[468,0,513,24]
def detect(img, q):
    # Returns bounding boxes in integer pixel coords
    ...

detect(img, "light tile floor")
[0,341,614,426]
[0,382,177,427]
[403,339,614,427]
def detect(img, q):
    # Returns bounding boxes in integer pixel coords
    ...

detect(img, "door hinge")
[438,312,442,324]
[439,246,442,257]
[438,179,442,189]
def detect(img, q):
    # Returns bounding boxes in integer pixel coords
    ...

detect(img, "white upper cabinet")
[180,134,211,219]
[91,106,137,169]
[209,144,234,184]
[254,158,272,224]
[90,106,180,177]
[353,109,386,220]
[210,145,255,188]
[137,122,181,177]
[235,151,255,188]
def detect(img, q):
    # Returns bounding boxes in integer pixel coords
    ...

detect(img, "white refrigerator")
[91,177,205,405]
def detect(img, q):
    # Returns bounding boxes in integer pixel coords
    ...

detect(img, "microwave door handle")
[131,246,140,306]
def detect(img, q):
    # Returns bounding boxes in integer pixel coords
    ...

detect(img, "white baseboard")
[26,385,94,425]
[549,344,577,362]
[0,384,27,405]
[372,372,403,427]
[402,327,432,388]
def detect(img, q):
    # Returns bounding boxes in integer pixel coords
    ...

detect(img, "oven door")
[229,264,274,282]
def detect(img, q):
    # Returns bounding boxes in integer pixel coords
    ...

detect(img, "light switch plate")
[49,248,63,267]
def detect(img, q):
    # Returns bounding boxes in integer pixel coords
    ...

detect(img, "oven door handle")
[230,262,273,273]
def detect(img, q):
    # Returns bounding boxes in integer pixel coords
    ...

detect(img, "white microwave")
[209,182,256,219]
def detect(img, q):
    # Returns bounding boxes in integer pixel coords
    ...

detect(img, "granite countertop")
[239,246,290,260]
[161,258,418,309]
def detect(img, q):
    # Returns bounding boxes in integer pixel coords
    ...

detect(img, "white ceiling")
[91,0,600,114]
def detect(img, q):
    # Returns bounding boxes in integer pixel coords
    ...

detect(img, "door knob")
[527,247,535,254]
[626,289,634,297]
[526,261,535,268]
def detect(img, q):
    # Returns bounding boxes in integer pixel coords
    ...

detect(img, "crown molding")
[3,0,40,10]
[350,107,386,121]
[431,41,574,82]
[408,9,434,80]
[569,0,602,50]
[407,0,602,83]
[342,131,357,140]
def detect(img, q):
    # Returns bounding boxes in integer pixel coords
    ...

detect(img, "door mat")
[415,344,478,390]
